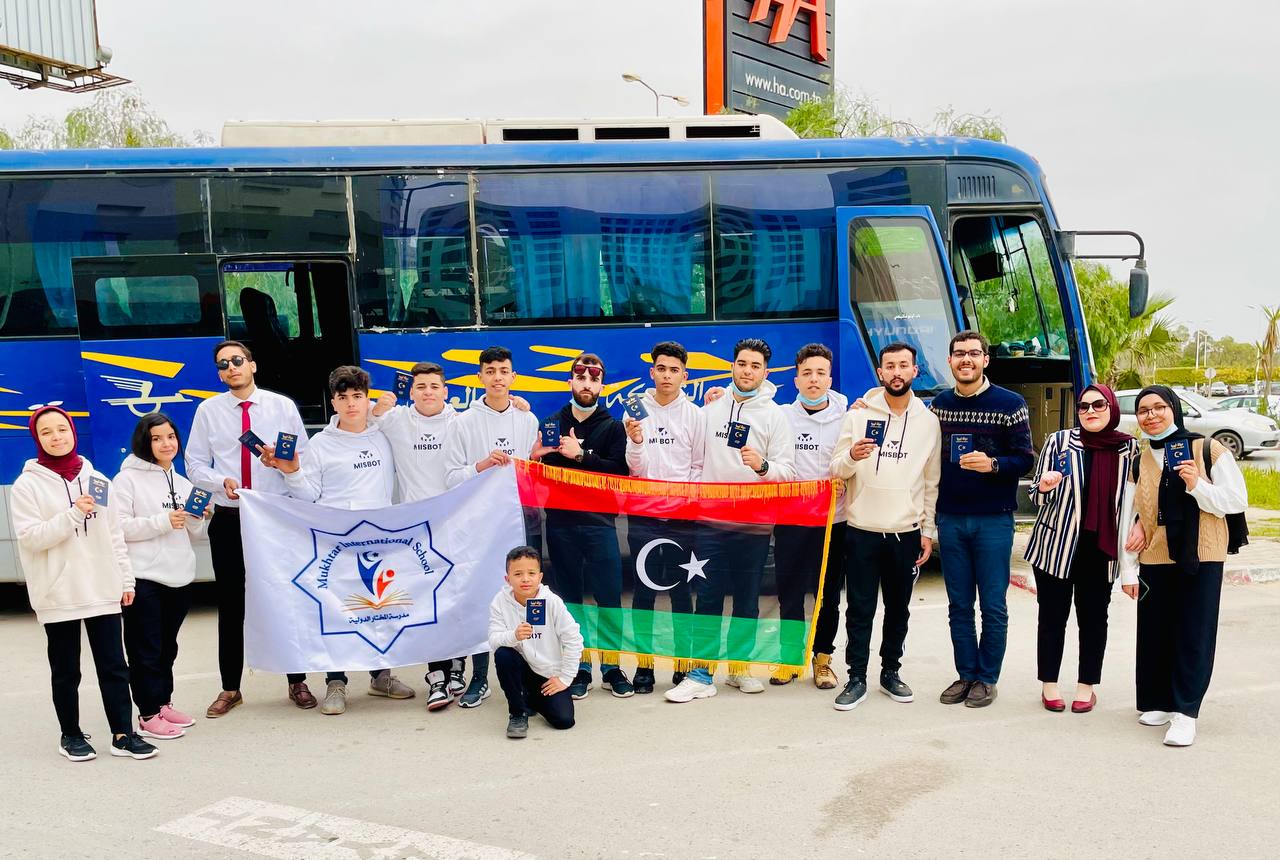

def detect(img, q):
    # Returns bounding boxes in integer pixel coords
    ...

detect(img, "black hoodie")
[541,402,628,528]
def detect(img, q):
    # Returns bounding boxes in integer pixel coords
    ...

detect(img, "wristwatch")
[574,450,585,463]
[989,456,1000,474]
[754,459,769,476]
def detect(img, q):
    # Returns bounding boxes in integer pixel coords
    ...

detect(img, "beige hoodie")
[11,458,134,625]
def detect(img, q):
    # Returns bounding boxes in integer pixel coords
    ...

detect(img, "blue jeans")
[936,512,1014,685]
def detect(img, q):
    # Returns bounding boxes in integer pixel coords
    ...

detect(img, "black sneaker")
[880,670,914,703]
[506,714,529,739]
[447,664,466,698]
[672,671,686,686]
[633,668,656,695]
[425,670,452,712]
[110,733,158,760]
[833,677,868,712]
[602,667,635,698]
[569,669,592,700]
[59,732,95,762]
[457,677,490,709]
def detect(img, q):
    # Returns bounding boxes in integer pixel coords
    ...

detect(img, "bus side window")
[73,257,221,342]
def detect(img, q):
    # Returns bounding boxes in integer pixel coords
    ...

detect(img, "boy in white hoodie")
[266,365,413,714]
[666,338,796,704]
[12,406,157,762]
[829,342,940,713]
[489,546,583,739]
[774,343,848,689]
[444,346,540,707]
[114,413,211,741]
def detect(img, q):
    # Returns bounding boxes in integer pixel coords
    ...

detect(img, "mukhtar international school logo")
[293,520,454,653]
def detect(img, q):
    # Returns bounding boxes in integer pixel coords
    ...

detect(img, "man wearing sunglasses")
[186,340,311,718]
[533,353,631,701]
[930,330,1035,709]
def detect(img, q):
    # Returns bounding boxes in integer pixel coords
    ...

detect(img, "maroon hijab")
[29,406,84,482]
[1078,384,1132,558]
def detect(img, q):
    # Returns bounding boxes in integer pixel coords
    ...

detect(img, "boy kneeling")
[489,546,583,739]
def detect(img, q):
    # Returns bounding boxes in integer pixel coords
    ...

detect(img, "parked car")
[1116,388,1280,459]
[1209,380,1228,396]
[1218,394,1280,418]
[1228,383,1251,396]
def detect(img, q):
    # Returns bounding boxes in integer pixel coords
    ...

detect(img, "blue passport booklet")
[184,487,213,517]
[275,432,298,462]
[624,396,649,420]
[950,433,974,463]
[865,419,887,446]
[727,421,750,449]
[1056,451,1072,476]
[526,598,546,626]
[1165,439,1193,470]
[88,476,109,507]
[238,429,266,458]
[393,370,413,405]
[540,419,561,449]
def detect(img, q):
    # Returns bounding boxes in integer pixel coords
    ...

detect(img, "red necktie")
[239,400,253,491]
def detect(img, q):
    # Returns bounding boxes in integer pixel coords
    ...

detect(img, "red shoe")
[1071,693,1097,714]
[1041,694,1066,712]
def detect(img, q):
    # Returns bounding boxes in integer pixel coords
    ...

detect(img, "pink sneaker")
[159,703,195,728]
[138,713,185,740]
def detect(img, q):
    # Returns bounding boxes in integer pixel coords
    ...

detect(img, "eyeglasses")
[216,355,248,371]
[1137,404,1170,419]
[950,349,985,359]
[572,363,603,381]
[1076,399,1109,414]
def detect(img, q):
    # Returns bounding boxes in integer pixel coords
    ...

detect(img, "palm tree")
[1077,261,1179,387]
[1257,305,1280,414]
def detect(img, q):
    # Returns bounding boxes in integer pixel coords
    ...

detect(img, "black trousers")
[209,506,305,689]
[1034,540,1113,685]
[1136,562,1223,718]
[774,522,846,656]
[45,613,133,736]
[122,579,192,716]
[844,527,920,679]
[493,647,575,729]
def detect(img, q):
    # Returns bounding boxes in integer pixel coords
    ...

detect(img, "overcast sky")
[2,0,1275,344]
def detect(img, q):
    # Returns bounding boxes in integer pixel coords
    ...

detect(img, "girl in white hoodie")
[11,406,157,762]
[114,413,211,741]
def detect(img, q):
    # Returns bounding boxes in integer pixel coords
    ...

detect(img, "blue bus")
[0,124,1147,580]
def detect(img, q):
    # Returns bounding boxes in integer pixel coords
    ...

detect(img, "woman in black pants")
[1024,384,1140,714]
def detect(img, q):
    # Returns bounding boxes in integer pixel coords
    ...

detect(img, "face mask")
[798,392,828,407]
[571,399,598,415]
[1146,422,1177,441]
[729,381,759,399]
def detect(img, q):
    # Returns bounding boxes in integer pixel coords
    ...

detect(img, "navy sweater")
[930,383,1036,514]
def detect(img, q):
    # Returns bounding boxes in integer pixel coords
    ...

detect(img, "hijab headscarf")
[29,405,84,483]
[1136,385,1203,573]
[1077,384,1132,558]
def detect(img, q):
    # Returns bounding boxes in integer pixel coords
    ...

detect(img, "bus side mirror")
[1129,261,1149,318]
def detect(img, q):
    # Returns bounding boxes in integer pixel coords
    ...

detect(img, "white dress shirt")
[186,386,308,507]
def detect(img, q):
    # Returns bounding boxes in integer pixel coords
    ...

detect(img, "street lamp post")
[621,72,690,116]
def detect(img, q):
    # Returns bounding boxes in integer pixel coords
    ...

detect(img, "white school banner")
[240,465,523,673]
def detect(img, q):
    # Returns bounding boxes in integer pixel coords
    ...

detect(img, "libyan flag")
[515,460,837,674]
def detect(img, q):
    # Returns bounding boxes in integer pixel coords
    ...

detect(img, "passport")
[1165,438,1193,470]
[88,476,109,507]
[1056,451,1072,476]
[624,396,649,420]
[394,370,413,405]
[950,433,974,463]
[275,432,298,462]
[183,487,213,517]
[239,429,267,458]
[865,419,887,447]
[526,598,546,626]
[727,421,750,449]
[540,419,561,449]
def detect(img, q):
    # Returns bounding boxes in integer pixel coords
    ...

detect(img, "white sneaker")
[1163,713,1196,747]
[664,677,718,703]
[726,673,765,694]
[1139,710,1173,727]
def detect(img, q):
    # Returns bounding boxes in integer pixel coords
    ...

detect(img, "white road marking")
[155,796,536,860]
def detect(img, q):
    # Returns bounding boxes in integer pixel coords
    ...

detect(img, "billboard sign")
[0,0,127,91]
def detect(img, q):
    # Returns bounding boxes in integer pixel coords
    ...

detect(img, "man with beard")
[829,342,940,712]
[534,353,632,700]
[929,331,1034,709]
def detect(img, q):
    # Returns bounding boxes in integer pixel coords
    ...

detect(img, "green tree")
[0,87,209,149]
[785,85,1006,141]
[1257,305,1280,414]
[1077,261,1179,388]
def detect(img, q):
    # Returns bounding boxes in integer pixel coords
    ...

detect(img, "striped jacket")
[1024,428,1140,583]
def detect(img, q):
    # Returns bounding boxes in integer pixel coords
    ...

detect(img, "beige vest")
[1135,438,1228,565]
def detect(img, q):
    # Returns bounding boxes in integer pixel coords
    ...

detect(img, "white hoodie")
[625,388,706,481]
[446,396,539,489]
[700,379,797,482]
[831,387,941,539]
[284,416,395,509]
[487,583,584,685]
[113,454,210,588]
[11,458,134,625]
[373,403,457,501]
[784,389,849,522]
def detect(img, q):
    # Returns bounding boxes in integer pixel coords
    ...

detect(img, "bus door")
[835,206,964,398]
[219,259,356,430]
[70,254,224,476]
